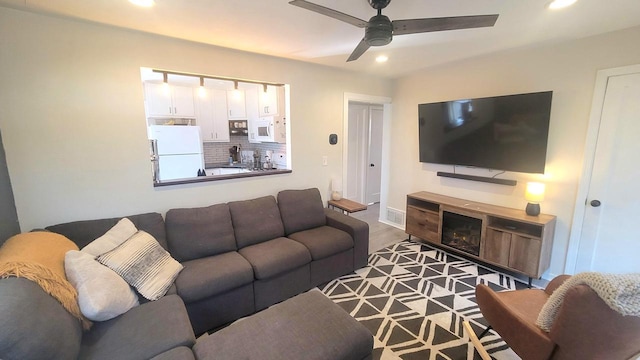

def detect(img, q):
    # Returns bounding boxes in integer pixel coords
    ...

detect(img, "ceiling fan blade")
[347,38,371,62]
[289,0,367,28]
[392,14,499,35]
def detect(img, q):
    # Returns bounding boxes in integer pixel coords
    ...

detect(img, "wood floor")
[349,203,407,254]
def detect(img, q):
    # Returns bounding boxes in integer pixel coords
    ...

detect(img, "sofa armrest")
[79,294,196,360]
[324,209,369,269]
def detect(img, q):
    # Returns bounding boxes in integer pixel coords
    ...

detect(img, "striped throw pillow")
[97,231,183,301]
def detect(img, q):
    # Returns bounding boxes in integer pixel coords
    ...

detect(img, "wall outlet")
[322,156,328,166]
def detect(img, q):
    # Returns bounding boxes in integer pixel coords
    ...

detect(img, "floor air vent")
[386,208,405,226]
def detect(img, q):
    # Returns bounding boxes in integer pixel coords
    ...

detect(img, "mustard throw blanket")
[536,272,640,332]
[0,231,92,330]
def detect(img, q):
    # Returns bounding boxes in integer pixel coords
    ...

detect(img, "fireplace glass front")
[441,211,482,256]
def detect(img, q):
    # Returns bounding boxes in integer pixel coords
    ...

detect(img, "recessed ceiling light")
[129,0,155,7]
[375,55,388,63]
[547,0,577,10]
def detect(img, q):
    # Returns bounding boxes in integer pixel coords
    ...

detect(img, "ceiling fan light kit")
[289,0,499,62]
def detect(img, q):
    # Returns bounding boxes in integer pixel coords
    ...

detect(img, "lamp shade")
[525,182,545,203]
[331,178,343,192]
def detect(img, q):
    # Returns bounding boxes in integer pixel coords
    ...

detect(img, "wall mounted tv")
[418,91,552,174]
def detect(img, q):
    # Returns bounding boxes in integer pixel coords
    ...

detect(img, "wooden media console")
[406,191,556,283]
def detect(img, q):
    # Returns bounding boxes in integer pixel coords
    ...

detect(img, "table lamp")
[331,178,343,201]
[525,182,545,216]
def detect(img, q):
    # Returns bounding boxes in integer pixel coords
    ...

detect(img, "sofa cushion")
[97,231,183,301]
[193,291,373,360]
[175,252,254,303]
[46,212,167,250]
[0,277,82,360]
[165,204,237,262]
[277,188,326,235]
[79,295,196,360]
[81,218,138,256]
[238,237,311,279]
[150,346,195,360]
[288,226,354,260]
[229,196,285,249]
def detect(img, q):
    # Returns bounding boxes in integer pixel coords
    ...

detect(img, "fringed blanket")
[0,231,92,330]
[536,272,640,332]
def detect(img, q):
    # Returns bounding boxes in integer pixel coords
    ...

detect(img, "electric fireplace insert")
[441,211,482,256]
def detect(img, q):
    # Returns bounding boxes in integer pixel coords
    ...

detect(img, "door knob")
[370,163,375,167]
[590,199,601,207]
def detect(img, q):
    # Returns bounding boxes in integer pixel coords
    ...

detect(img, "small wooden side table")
[327,198,367,215]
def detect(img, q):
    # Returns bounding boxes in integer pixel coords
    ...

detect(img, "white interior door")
[574,71,640,273]
[366,106,383,204]
[347,103,367,202]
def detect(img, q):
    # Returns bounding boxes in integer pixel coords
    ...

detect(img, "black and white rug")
[320,239,527,360]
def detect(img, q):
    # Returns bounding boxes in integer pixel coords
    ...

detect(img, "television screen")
[418,91,552,174]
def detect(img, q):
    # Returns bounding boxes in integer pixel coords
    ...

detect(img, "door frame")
[343,93,392,221]
[565,64,640,273]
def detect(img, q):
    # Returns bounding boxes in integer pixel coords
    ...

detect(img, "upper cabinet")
[145,83,195,118]
[226,90,247,120]
[197,89,230,143]
[245,87,260,144]
[258,85,279,117]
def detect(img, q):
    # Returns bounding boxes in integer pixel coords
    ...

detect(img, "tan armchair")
[466,275,640,360]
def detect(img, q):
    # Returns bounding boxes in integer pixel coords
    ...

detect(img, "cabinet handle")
[169,106,172,114]
[174,107,177,114]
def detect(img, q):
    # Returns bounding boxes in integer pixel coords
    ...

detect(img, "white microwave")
[251,117,286,143]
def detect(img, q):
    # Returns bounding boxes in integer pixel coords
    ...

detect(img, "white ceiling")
[3,0,640,78]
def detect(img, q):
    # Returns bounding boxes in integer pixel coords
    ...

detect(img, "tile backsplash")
[203,135,286,167]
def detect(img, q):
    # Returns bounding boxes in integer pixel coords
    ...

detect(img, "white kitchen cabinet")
[258,85,279,117]
[244,87,260,143]
[226,90,247,120]
[197,89,230,142]
[145,82,195,118]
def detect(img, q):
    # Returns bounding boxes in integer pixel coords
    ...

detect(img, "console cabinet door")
[509,235,542,276]
[406,206,439,244]
[484,229,511,266]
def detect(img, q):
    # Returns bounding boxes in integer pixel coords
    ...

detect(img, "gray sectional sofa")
[0,188,370,359]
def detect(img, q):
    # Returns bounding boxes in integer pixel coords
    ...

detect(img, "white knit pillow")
[65,250,139,321]
[82,218,138,256]
[97,231,183,301]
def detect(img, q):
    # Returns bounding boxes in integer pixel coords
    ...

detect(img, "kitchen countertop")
[154,166,291,187]
[205,162,281,171]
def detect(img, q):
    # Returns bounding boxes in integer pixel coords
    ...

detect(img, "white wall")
[0,7,392,231]
[388,26,640,280]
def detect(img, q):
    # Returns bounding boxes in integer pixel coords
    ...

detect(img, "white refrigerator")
[149,125,204,181]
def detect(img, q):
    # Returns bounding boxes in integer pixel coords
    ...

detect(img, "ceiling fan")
[289,0,499,62]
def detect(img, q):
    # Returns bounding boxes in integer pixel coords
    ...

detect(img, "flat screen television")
[418,91,552,174]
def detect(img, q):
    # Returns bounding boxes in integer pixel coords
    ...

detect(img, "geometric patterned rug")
[319,239,528,360]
